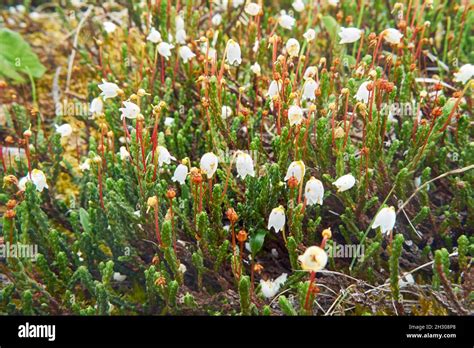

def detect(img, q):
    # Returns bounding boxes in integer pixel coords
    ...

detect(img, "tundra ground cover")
[0,0,472,316]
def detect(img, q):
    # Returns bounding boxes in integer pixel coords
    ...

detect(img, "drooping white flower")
[285,38,300,58]
[179,46,196,63]
[399,273,415,288]
[235,151,255,179]
[305,177,324,206]
[178,263,187,274]
[157,146,176,166]
[382,28,403,45]
[89,97,103,115]
[31,169,48,192]
[212,13,222,26]
[103,21,117,34]
[55,123,73,137]
[303,66,317,80]
[245,2,260,16]
[278,12,295,30]
[260,273,288,298]
[333,173,356,192]
[119,101,140,120]
[371,206,396,235]
[221,105,232,119]
[284,160,306,183]
[119,146,130,160]
[288,105,304,126]
[164,117,174,127]
[79,159,91,171]
[172,163,189,185]
[267,80,281,98]
[175,15,185,31]
[200,152,219,178]
[250,62,261,76]
[147,27,162,43]
[302,78,318,101]
[298,246,328,272]
[157,42,174,60]
[19,169,48,192]
[226,39,242,66]
[355,81,370,103]
[303,28,316,42]
[176,29,187,44]
[268,206,286,233]
[292,0,305,12]
[453,64,474,84]
[338,27,362,44]
[98,80,120,100]
[113,272,127,282]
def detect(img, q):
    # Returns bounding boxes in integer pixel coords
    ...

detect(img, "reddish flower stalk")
[161,56,165,85]
[167,189,177,253]
[136,118,147,173]
[0,144,7,172]
[304,270,316,312]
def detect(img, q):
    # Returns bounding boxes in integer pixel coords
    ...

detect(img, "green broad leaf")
[321,15,339,41]
[250,229,266,255]
[0,29,46,83]
[79,208,91,234]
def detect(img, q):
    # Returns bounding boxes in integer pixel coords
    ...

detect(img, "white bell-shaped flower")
[179,46,196,63]
[285,38,300,58]
[338,27,362,44]
[260,273,288,298]
[298,246,328,272]
[250,62,261,76]
[382,28,403,45]
[172,163,189,185]
[244,2,260,16]
[55,123,72,137]
[89,97,103,115]
[147,27,162,43]
[119,146,130,160]
[22,169,48,192]
[371,206,396,235]
[221,105,232,119]
[333,173,356,192]
[305,177,324,206]
[113,272,127,282]
[235,151,255,179]
[98,80,119,100]
[157,42,174,60]
[284,160,306,183]
[226,39,242,66]
[79,159,91,171]
[157,146,176,166]
[119,101,140,120]
[278,12,295,30]
[212,13,222,26]
[288,105,304,126]
[268,205,286,233]
[302,78,318,101]
[267,80,281,98]
[103,21,116,34]
[200,152,219,178]
[355,81,370,103]
[303,29,316,42]
[303,66,317,80]
[453,64,474,84]
[292,0,305,12]
[176,29,187,44]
